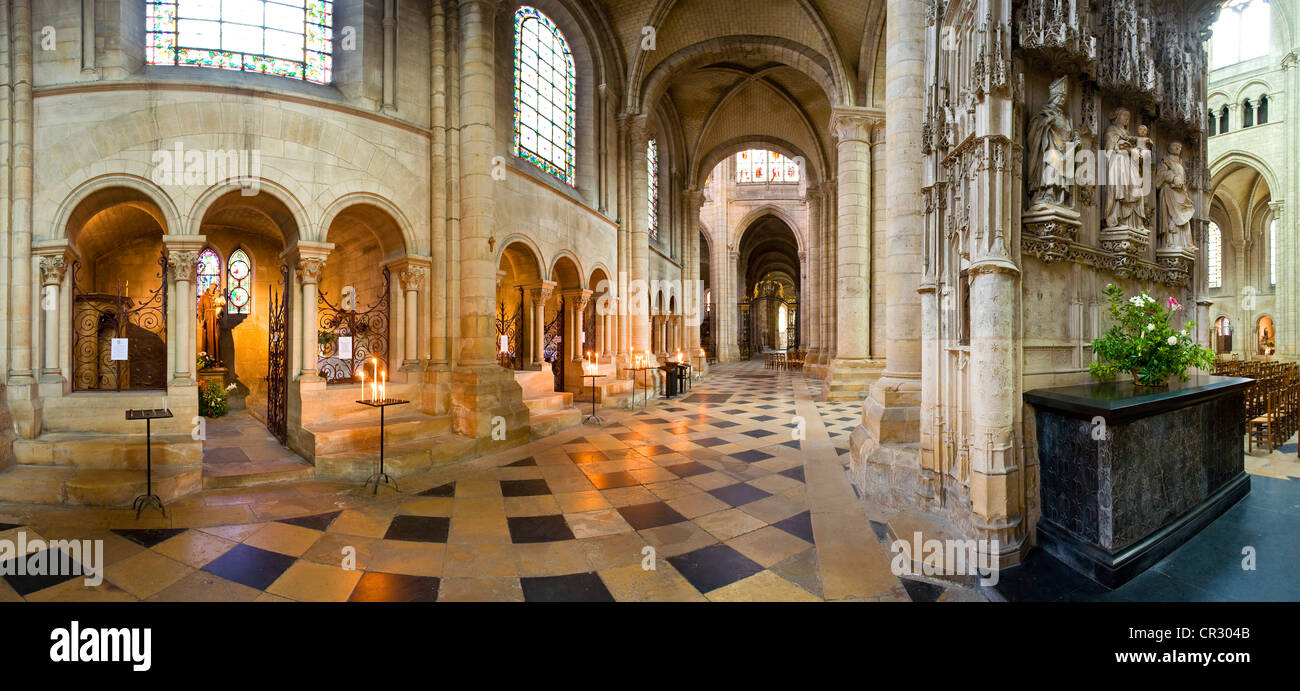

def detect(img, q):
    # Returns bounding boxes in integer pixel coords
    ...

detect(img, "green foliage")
[198,379,228,418]
[1089,284,1216,387]
[196,351,217,371]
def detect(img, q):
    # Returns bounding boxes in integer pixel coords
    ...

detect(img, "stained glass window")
[146,1,334,85]
[647,138,659,241]
[513,7,576,185]
[735,149,800,183]
[1208,222,1223,288]
[196,248,221,305]
[228,248,252,314]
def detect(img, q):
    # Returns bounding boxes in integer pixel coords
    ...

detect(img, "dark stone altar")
[1024,376,1252,588]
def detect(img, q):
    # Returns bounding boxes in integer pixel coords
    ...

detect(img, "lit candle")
[380,370,386,402]
[359,368,366,402]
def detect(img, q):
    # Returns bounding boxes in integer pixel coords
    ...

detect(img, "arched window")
[1208,222,1223,288]
[227,248,253,314]
[647,138,660,241]
[1243,100,1254,127]
[146,0,334,84]
[1220,105,1231,133]
[735,149,801,184]
[1258,95,1269,124]
[1212,0,1271,68]
[513,7,576,185]
[196,248,221,305]
[1208,111,1217,136]
[1270,218,1278,287]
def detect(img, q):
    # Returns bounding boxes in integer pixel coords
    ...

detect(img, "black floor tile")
[691,437,729,448]
[418,482,456,497]
[635,445,676,457]
[567,450,608,465]
[111,528,188,548]
[667,544,764,593]
[731,449,774,463]
[0,523,24,532]
[741,429,776,438]
[773,511,815,542]
[278,511,342,532]
[900,577,946,603]
[778,466,806,483]
[500,478,552,497]
[383,515,451,543]
[709,483,772,507]
[712,420,740,429]
[503,456,537,467]
[520,572,614,602]
[868,520,890,544]
[508,515,575,543]
[750,414,777,422]
[586,471,640,490]
[349,573,441,602]
[617,501,688,530]
[1,549,84,596]
[665,461,712,478]
[202,544,296,591]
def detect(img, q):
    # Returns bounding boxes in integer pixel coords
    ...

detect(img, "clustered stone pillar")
[823,107,877,400]
[5,0,39,437]
[683,187,704,359]
[626,115,655,363]
[818,183,837,371]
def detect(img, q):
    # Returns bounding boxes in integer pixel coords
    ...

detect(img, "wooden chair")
[1249,388,1277,453]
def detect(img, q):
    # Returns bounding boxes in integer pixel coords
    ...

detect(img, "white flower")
[1167,336,1178,346]
[1143,294,1155,304]
[1146,323,1154,331]
[1180,328,1188,336]
[1129,296,1144,307]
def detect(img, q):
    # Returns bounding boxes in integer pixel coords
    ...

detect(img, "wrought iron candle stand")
[125,407,172,518]
[583,374,605,425]
[356,398,410,495]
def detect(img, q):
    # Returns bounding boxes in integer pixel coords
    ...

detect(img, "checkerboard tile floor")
[0,360,975,603]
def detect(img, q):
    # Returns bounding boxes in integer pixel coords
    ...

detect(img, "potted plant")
[1089,284,1216,388]
[198,380,234,418]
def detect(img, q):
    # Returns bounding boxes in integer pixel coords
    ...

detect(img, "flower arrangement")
[1089,284,1216,387]
[199,380,236,418]
[196,351,218,371]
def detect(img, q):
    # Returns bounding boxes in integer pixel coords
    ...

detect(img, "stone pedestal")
[1024,375,1252,588]
[1099,226,1151,278]
[450,365,530,452]
[1021,204,1081,264]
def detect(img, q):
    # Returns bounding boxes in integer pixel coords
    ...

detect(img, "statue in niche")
[1131,124,1154,228]
[197,284,224,369]
[1026,76,1078,208]
[1155,141,1196,250]
[1102,107,1145,229]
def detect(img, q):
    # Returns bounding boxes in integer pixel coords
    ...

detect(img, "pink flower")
[1165,297,1181,311]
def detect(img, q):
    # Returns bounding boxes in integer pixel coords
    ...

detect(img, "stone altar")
[1024,376,1252,587]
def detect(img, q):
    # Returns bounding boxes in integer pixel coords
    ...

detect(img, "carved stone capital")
[296,257,326,285]
[529,280,557,303]
[399,266,426,292]
[829,107,880,144]
[38,256,67,286]
[167,251,200,283]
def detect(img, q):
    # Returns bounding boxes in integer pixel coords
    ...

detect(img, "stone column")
[861,0,923,440]
[562,288,592,392]
[626,115,655,361]
[399,266,426,366]
[820,183,837,367]
[594,301,605,356]
[167,250,200,384]
[295,253,327,380]
[804,186,822,369]
[683,187,704,356]
[529,281,555,366]
[36,253,66,380]
[451,0,528,443]
[823,107,878,400]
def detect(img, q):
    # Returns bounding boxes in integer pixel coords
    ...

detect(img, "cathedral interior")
[0,0,1295,606]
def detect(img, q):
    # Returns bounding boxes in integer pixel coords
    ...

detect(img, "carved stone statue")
[1155,141,1196,250]
[1027,76,1078,208]
[1102,107,1145,229]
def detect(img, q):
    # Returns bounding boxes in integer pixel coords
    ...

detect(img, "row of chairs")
[1213,360,1300,453]
[763,350,808,371]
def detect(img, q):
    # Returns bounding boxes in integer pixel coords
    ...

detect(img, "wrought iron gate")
[738,293,798,358]
[544,297,564,391]
[266,264,290,444]
[583,300,596,357]
[316,267,391,383]
[71,253,168,391]
[496,286,523,370]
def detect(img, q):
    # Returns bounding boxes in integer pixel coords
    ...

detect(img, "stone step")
[314,434,478,483]
[529,407,583,438]
[885,511,984,587]
[202,458,316,490]
[305,412,452,455]
[0,465,202,506]
[42,393,200,436]
[523,391,574,415]
[13,433,203,469]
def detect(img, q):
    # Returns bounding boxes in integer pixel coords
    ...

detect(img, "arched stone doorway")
[547,255,587,392]
[735,215,801,359]
[1256,315,1275,357]
[1214,316,1233,355]
[496,241,544,370]
[587,267,612,361]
